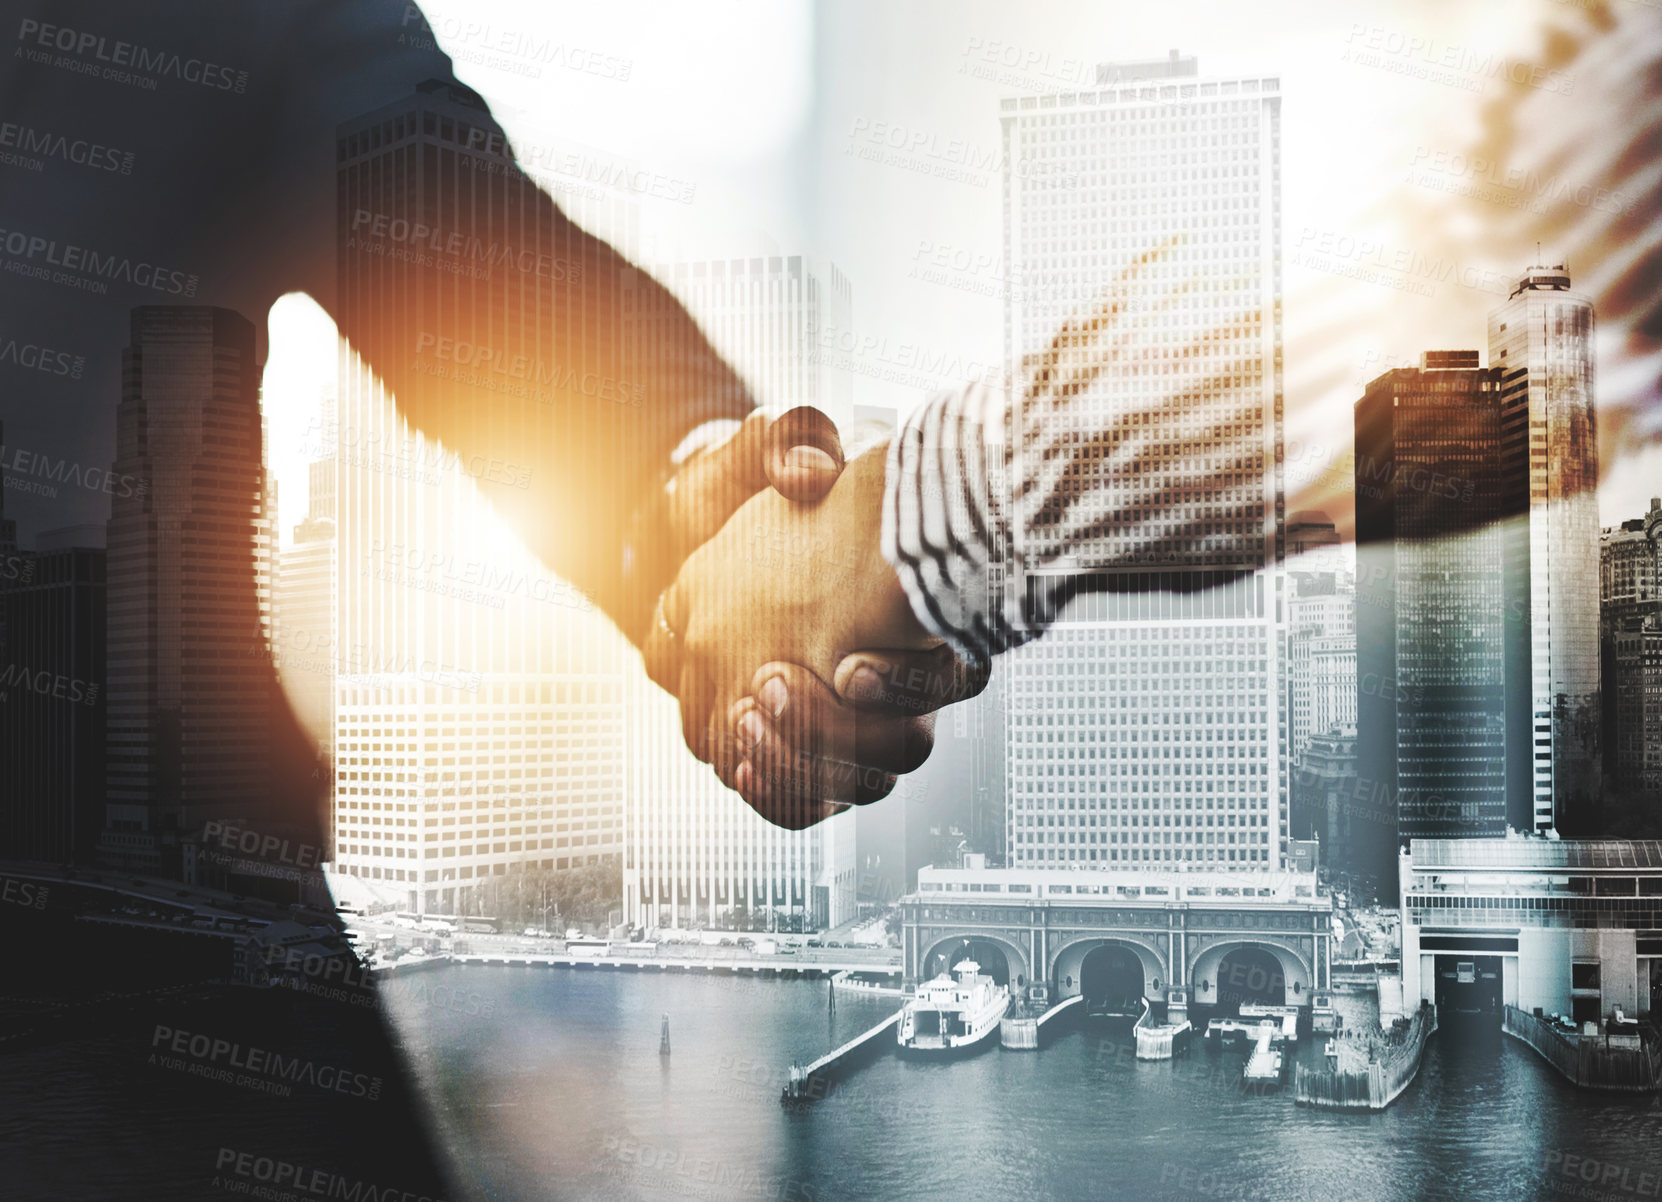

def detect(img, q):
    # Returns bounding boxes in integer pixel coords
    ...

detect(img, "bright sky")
[266,0,1661,544]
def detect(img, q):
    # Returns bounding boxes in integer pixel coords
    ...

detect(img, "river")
[382,965,1662,1202]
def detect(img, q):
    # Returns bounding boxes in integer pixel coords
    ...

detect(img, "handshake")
[623,407,987,831]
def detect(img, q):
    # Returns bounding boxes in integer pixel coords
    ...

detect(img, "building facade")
[1601,498,1662,804]
[1355,352,1511,842]
[100,307,274,873]
[622,254,855,934]
[900,863,1332,1020]
[0,533,107,862]
[274,450,338,760]
[1488,266,1600,834]
[1000,53,1288,870]
[330,81,629,913]
[1400,837,1662,1020]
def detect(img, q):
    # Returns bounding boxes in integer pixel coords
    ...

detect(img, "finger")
[741,725,902,814]
[678,659,716,765]
[764,406,845,502]
[640,589,682,696]
[735,663,937,777]
[833,645,991,716]
[668,411,774,552]
[734,759,848,830]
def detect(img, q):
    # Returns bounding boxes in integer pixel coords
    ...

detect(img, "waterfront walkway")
[1293,1002,1437,1111]
[1503,1006,1662,1092]
[782,1010,904,1100]
[443,951,900,977]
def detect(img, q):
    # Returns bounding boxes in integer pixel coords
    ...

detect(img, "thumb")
[764,406,845,502]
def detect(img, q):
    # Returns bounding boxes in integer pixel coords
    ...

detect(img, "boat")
[897,960,1010,1054]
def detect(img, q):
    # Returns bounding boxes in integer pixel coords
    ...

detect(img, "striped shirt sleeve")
[881,381,1028,668]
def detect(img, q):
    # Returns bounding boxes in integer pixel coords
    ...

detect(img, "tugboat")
[897,960,1010,1055]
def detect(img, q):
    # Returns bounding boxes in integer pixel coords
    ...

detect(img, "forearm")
[336,171,753,642]
[881,371,1266,666]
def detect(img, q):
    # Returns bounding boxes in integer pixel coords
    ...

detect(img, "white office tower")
[274,398,339,759]
[623,255,856,934]
[1288,574,1356,769]
[331,82,629,915]
[1001,53,1288,869]
[1286,511,1356,768]
[1488,264,1600,834]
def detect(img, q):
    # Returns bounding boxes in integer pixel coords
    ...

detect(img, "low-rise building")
[1400,837,1662,1022]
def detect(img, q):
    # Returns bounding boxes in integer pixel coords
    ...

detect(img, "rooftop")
[1409,838,1662,871]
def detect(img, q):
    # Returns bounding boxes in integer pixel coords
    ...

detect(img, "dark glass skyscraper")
[100,306,273,874]
[0,530,107,863]
[1355,352,1510,848]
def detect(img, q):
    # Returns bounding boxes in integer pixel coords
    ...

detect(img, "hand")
[645,444,990,828]
[619,406,847,649]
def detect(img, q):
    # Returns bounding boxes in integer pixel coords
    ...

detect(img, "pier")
[1294,1003,1438,1111]
[1503,1006,1662,1092]
[782,1010,905,1101]
[1002,994,1083,1049]
[1243,1024,1284,1086]
[1135,997,1193,1061]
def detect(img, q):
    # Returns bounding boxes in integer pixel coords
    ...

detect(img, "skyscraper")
[999,53,1287,869]
[0,527,106,862]
[1355,351,1510,844]
[623,254,856,933]
[1285,511,1356,772]
[1489,264,1600,833]
[1601,498,1662,805]
[274,402,339,759]
[331,81,630,914]
[101,306,274,873]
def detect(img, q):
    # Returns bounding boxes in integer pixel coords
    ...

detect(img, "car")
[718,937,735,947]
[827,940,843,949]
[806,938,822,948]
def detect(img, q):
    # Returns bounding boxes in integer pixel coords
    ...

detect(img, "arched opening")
[924,938,1014,988]
[1080,943,1145,1012]
[1214,946,1286,1012]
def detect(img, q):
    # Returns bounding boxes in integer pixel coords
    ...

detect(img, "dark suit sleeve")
[2,0,754,629]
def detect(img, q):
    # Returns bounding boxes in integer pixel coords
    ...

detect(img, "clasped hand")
[644,420,986,829]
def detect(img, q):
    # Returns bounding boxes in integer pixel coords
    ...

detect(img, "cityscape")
[3,9,1661,1202]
